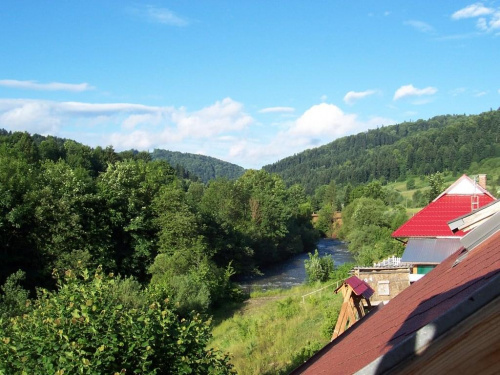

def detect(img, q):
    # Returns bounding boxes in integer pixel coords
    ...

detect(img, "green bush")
[406,178,415,190]
[150,254,238,315]
[0,270,30,319]
[321,303,341,339]
[276,297,301,319]
[412,189,429,208]
[287,341,323,373]
[330,262,354,282]
[304,250,334,283]
[0,267,234,374]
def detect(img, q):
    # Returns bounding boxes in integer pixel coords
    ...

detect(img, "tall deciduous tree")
[150,182,235,313]
[97,159,176,280]
[236,170,291,263]
[29,160,109,280]
[0,148,38,285]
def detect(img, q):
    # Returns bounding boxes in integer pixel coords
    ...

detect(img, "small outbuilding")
[331,276,374,341]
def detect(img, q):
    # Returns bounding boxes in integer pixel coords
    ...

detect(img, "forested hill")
[151,149,245,182]
[263,109,500,193]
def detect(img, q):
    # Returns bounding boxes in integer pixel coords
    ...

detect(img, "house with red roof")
[392,174,495,281]
[290,208,500,375]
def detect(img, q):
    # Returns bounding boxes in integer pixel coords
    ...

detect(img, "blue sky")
[1,1,499,169]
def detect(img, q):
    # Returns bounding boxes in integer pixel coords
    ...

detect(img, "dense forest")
[0,129,316,373]
[264,110,500,194]
[151,149,245,183]
[0,129,317,292]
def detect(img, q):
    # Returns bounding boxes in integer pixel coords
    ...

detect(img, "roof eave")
[448,199,500,233]
[355,273,500,375]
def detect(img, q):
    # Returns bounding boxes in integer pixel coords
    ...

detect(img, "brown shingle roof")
[291,226,500,374]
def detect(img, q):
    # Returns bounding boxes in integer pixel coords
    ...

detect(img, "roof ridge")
[434,174,495,201]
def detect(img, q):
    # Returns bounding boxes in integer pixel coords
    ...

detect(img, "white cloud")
[95,98,253,151]
[404,20,434,33]
[488,12,500,30]
[129,5,189,26]
[0,79,93,92]
[60,102,159,115]
[393,84,437,101]
[452,3,494,19]
[226,103,396,168]
[288,103,358,137]
[173,98,253,139]
[476,12,500,31]
[343,90,377,105]
[0,99,61,134]
[477,17,489,30]
[225,103,361,167]
[474,91,487,97]
[452,3,500,32]
[0,97,252,151]
[0,99,165,135]
[259,106,295,114]
[122,113,162,130]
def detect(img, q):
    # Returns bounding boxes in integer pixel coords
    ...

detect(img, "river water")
[238,238,354,292]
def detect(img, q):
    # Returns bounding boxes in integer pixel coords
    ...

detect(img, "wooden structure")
[331,276,374,341]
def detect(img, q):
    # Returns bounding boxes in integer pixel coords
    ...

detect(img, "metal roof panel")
[401,238,462,263]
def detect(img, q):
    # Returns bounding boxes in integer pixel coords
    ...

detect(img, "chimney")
[478,174,487,190]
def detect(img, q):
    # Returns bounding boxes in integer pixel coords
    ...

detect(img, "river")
[238,238,354,292]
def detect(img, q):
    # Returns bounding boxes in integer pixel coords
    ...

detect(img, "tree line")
[151,149,245,183]
[0,129,317,305]
[264,109,500,194]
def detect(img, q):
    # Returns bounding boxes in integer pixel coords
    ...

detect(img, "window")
[378,280,390,296]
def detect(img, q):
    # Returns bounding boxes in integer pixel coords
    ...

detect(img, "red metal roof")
[291,228,500,375]
[343,276,374,299]
[392,194,495,238]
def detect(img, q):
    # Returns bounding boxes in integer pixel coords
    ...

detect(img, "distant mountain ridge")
[151,149,245,183]
[263,110,500,193]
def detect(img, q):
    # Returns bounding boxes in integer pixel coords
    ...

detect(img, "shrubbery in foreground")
[0,267,234,374]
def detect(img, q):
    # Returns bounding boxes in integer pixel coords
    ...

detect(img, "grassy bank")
[210,282,343,374]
